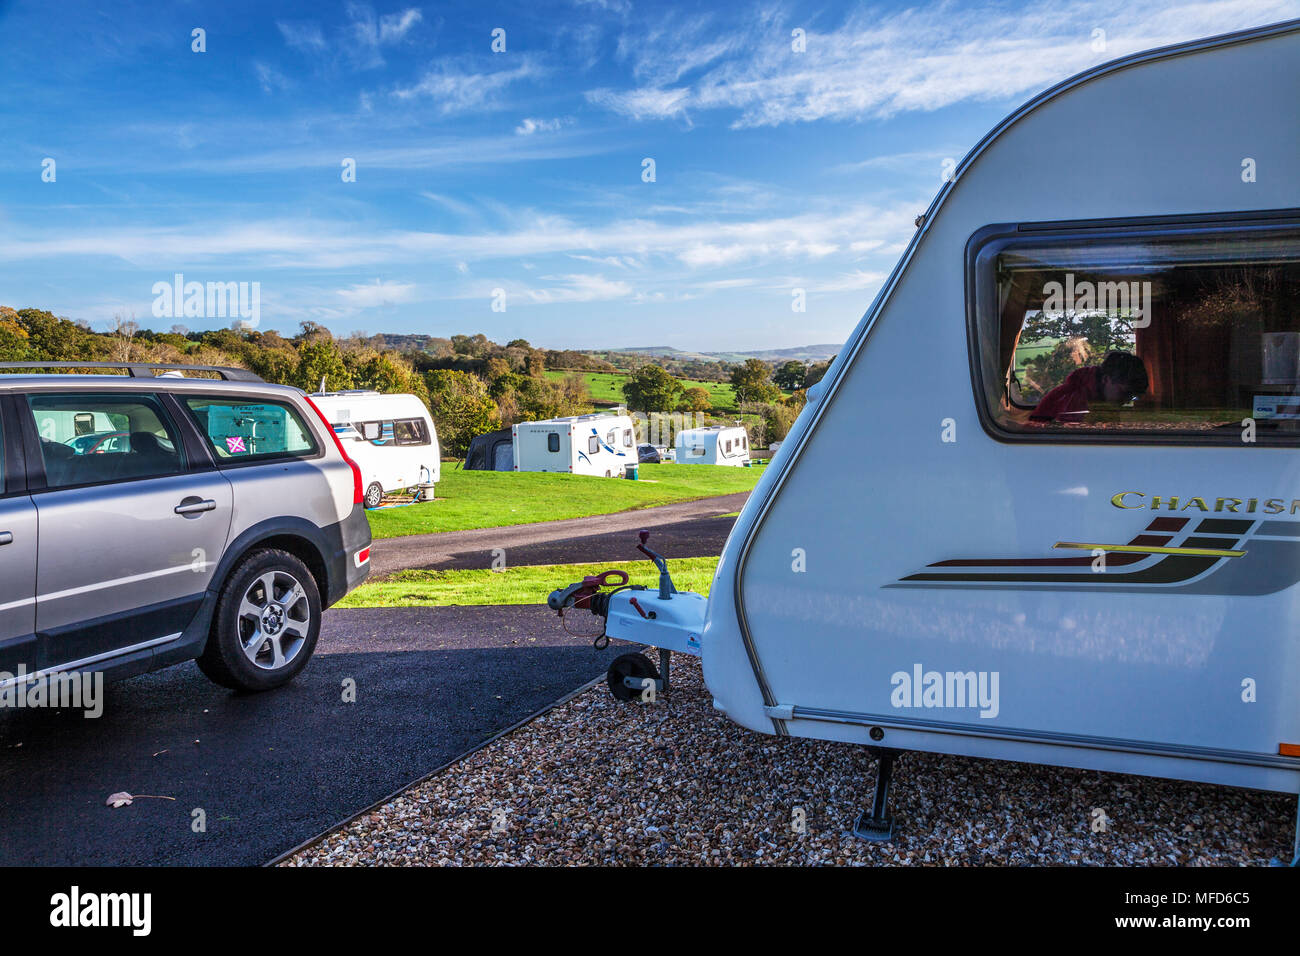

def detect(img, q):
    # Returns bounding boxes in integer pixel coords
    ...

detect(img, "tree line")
[0,306,835,455]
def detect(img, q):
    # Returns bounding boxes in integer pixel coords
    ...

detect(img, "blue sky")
[1,0,1295,351]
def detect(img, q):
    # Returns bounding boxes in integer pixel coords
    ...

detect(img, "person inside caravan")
[1029,350,1149,422]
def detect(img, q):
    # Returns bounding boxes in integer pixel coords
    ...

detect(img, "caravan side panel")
[705,26,1300,792]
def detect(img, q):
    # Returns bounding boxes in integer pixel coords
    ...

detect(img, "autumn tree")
[729,358,780,404]
[621,364,681,411]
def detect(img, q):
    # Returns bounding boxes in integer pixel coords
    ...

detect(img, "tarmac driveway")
[0,605,626,866]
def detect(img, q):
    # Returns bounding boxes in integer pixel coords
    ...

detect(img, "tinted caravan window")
[393,418,430,446]
[547,433,560,452]
[972,221,1300,442]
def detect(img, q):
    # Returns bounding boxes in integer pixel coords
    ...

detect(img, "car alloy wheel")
[237,570,312,671]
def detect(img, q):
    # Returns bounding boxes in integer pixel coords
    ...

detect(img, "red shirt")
[1031,366,1099,421]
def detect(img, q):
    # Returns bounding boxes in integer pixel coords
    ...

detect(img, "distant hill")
[592,344,841,364]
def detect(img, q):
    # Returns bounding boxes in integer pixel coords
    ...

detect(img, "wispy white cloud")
[253,62,293,94]
[276,20,327,53]
[0,202,921,277]
[515,116,568,135]
[521,273,633,303]
[335,279,418,308]
[378,8,423,44]
[279,4,424,69]
[592,0,1300,127]
[393,57,544,113]
[810,268,889,292]
[585,85,690,121]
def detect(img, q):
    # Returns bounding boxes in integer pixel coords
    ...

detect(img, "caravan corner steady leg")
[852,748,902,842]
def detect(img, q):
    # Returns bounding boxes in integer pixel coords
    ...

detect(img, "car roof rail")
[0,361,264,382]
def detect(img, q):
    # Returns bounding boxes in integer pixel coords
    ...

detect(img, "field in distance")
[544,369,748,413]
[366,463,762,539]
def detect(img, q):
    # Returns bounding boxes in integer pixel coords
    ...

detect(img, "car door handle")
[175,498,217,516]
[0,532,11,546]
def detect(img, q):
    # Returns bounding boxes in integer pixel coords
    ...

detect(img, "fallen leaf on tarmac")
[106,791,177,808]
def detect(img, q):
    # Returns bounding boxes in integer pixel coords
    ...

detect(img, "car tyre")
[197,549,322,692]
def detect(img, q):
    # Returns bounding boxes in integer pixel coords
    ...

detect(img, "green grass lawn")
[545,369,745,413]
[366,463,762,539]
[337,556,720,608]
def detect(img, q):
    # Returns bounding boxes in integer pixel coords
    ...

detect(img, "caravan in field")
[513,412,635,476]
[548,20,1300,846]
[309,391,440,508]
[674,425,750,466]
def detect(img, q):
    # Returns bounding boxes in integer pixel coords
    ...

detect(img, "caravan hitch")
[547,569,634,646]
[547,569,629,614]
[546,530,702,698]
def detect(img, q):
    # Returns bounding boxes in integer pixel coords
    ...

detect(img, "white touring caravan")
[513,413,636,477]
[675,425,750,466]
[310,391,440,508]
[549,20,1300,853]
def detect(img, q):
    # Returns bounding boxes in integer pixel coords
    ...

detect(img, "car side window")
[182,397,318,462]
[27,393,183,489]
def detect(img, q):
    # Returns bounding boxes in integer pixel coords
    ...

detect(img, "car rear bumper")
[325,503,372,606]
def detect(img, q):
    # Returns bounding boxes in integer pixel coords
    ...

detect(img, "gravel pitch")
[284,652,1295,866]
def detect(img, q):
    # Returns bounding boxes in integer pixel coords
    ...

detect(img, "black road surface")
[370,492,748,576]
[0,605,627,866]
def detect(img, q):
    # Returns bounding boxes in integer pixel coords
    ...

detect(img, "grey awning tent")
[464,427,514,471]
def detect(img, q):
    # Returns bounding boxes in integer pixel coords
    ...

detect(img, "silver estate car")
[0,362,371,692]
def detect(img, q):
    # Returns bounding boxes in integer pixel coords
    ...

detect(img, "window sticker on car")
[225,436,247,454]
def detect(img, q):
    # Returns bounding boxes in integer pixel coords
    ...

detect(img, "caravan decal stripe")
[892,516,1300,593]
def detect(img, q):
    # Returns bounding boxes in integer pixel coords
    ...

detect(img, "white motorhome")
[674,425,750,466]
[549,21,1300,848]
[513,413,636,477]
[310,391,440,508]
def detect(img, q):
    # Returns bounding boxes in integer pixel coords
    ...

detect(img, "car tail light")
[303,395,364,506]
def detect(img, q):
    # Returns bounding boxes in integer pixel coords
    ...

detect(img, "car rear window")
[183,397,318,461]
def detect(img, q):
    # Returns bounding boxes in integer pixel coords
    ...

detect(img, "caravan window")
[623,428,633,447]
[393,418,430,446]
[971,219,1300,444]
[588,435,600,455]
[547,433,560,453]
